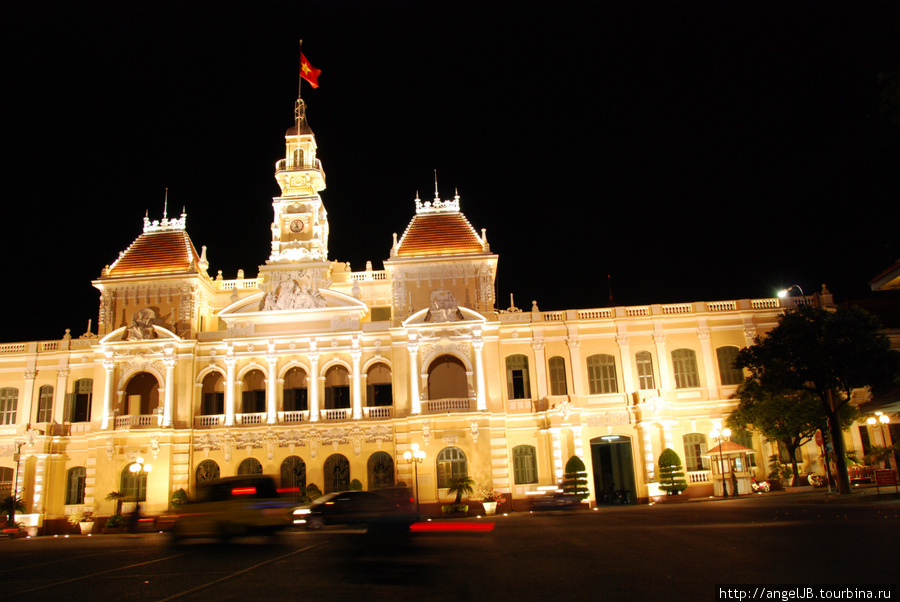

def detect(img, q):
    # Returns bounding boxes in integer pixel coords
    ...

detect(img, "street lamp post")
[709,426,732,498]
[128,456,152,504]
[403,443,425,514]
[867,412,892,469]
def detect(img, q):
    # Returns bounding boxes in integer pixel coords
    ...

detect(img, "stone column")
[473,332,487,411]
[53,369,69,426]
[224,351,236,427]
[616,333,634,398]
[639,422,657,482]
[697,327,718,398]
[351,346,363,420]
[101,352,115,430]
[266,347,278,425]
[22,370,36,424]
[567,337,584,397]
[162,348,176,427]
[408,336,421,415]
[531,338,547,402]
[653,332,671,391]
[549,427,564,483]
[308,344,320,422]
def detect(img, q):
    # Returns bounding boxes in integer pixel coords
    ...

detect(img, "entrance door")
[590,435,637,505]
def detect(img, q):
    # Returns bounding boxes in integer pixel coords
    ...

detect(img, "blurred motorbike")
[750,477,770,493]
[808,474,827,487]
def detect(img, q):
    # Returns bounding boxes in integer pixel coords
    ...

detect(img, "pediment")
[218,288,369,326]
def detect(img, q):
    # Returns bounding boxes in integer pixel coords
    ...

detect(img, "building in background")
[0,82,883,534]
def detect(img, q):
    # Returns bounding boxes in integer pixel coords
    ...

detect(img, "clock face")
[289,219,305,233]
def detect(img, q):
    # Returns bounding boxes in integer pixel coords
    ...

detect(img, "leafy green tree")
[657,449,688,495]
[562,456,589,500]
[735,304,899,494]
[105,491,127,516]
[446,476,475,506]
[726,381,858,485]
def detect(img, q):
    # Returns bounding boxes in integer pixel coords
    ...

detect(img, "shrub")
[562,456,589,500]
[658,448,688,495]
[171,488,188,507]
[305,483,322,502]
[349,479,363,491]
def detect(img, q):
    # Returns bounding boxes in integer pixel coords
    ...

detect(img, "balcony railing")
[364,406,393,419]
[422,398,472,414]
[115,414,159,429]
[688,470,711,483]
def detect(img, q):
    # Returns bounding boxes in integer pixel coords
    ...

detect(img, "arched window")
[324,366,350,409]
[66,467,86,505]
[283,367,308,412]
[238,458,263,476]
[196,460,220,483]
[37,385,54,423]
[121,465,147,502]
[281,456,307,494]
[69,379,93,423]
[587,354,618,394]
[512,445,538,484]
[506,354,531,399]
[672,349,700,389]
[201,373,224,415]
[716,346,744,386]
[324,454,350,493]
[427,355,468,400]
[548,356,567,396]
[635,351,655,390]
[683,433,709,471]
[366,363,393,407]
[292,147,304,168]
[436,447,468,489]
[124,372,159,415]
[368,451,395,489]
[241,370,266,414]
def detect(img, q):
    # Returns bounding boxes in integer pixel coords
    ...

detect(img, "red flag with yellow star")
[300,53,321,88]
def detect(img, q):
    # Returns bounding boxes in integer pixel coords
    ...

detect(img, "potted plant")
[658,448,689,498]
[473,485,506,515]
[171,488,188,508]
[562,456,590,501]
[68,510,95,534]
[443,476,475,515]
[1,495,26,535]
[103,513,126,533]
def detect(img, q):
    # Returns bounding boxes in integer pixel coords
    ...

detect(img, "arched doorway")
[590,435,637,505]
[124,372,159,415]
[427,355,468,400]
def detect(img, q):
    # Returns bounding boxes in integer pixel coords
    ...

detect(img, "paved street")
[2,490,897,601]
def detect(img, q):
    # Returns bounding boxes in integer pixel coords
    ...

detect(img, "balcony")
[114,414,160,429]
[193,406,394,428]
[422,398,472,414]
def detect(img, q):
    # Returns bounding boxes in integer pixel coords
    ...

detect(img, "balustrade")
[423,398,472,413]
[688,470,711,483]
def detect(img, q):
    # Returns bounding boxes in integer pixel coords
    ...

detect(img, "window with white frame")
[548,356,568,396]
[66,467,86,505]
[512,445,538,484]
[37,385,53,423]
[0,388,18,425]
[121,466,147,502]
[672,349,700,388]
[716,346,744,386]
[587,354,618,394]
[635,351,655,390]
[436,447,468,489]
[683,433,710,471]
[506,355,531,399]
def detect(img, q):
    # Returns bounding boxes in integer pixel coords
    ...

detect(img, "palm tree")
[2,495,26,528]
[445,476,475,506]
[105,491,128,516]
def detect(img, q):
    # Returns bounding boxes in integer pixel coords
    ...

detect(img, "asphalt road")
[2,492,897,601]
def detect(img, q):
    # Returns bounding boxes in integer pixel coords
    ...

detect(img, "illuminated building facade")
[0,84,873,534]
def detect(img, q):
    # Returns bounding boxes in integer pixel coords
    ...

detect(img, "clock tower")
[268,98,328,264]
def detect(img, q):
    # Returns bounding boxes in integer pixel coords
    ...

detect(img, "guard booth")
[706,441,756,496]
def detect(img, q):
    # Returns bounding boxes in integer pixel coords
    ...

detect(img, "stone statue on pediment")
[126,308,158,340]
[425,289,463,323]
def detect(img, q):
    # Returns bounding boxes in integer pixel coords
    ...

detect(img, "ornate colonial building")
[0,84,870,534]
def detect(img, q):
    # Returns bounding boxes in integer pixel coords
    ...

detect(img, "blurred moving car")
[292,488,417,530]
[529,491,582,510]
[171,476,293,542]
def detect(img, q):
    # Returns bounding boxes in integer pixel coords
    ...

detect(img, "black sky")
[2,0,898,343]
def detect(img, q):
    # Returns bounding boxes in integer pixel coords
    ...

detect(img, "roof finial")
[434,169,440,200]
[163,188,168,220]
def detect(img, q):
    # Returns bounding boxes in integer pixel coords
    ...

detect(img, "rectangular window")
[37,386,54,422]
[284,388,308,412]
[548,357,567,396]
[203,392,224,415]
[0,388,19,425]
[587,355,618,394]
[636,351,655,390]
[672,350,700,389]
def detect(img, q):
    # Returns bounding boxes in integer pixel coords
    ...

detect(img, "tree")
[562,456,589,500]
[105,491,127,516]
[445,476,475,506]
[726,380,858,485]
[2,495,26,528]
[657,449,688,495]
[735,304,899,494]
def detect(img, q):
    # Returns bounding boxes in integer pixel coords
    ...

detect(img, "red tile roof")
[106,230,201,277]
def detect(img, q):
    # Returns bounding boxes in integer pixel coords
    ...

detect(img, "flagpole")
[296,39,303,136]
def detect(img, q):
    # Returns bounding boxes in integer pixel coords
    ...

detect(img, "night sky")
[2,1,898,344]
